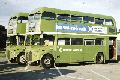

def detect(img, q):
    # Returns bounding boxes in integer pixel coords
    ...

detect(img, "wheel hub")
[20,55,25,63]
[44,58,50,65]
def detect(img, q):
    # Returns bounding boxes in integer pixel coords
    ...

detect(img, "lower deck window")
[71,38,83,45]
[84,40,94,45]
[95,39,103,45]
[57,38,104,46]
[84,39,103,45]
[58,38,70,45]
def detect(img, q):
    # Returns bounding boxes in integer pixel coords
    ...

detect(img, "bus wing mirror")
[117,29,120,34]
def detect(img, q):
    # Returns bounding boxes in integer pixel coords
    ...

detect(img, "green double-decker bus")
[6,13,29,64]
[24,7,118,68]
[25,7,118,68]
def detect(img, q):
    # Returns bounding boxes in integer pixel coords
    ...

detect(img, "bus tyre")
[9,58,17,63]
[9,59,14,63]
[41,54,54,69]
[17,54,26,65]
[96,53,104,64]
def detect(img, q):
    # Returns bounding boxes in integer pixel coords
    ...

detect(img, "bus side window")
[71,38,83,45]
[95,39,103,45]
[84,39,94,45]
[83,16,95,24]
[89,17,95,24]
[71,15,83,22]
[105,19,113,26]
[58,38,70,45]
[83,16,89,23]
[95,18,104,25]
[57,14,70,22]
[42,11,56,20]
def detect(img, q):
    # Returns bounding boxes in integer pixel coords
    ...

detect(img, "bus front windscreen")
[34,13,41,21]
[9,18,17,26]
[28,15,34,22]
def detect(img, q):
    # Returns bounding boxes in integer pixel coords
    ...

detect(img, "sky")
[0,0,120,38]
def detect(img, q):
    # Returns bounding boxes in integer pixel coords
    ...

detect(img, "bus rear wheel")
[41,54,54,69]
[96,53,104,64]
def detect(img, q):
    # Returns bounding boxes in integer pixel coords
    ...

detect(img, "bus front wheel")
[17,54,26,65]
[96,53,104,64]
[41,54,54,69]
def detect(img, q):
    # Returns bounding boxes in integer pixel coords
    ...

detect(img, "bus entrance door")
[109,37,117,60]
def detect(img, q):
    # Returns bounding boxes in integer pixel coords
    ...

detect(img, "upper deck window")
[83,16,89,23]
[71,15,83,22]
[12,16,17,19]
[95,18,104,25]
[34,13,41,20]
[28,14,34,22]
[57,14,70,21]
[88,17,94,24]
[42,11,56,20]
[105,19,113,26]
[83,16,94,24]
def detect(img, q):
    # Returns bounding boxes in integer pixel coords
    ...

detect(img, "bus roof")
[31,7,115,20]
[10,13,29,19]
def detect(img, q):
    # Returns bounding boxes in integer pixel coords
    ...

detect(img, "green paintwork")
[16,23,26,34]
[16,13,28,34]
[54,35,108,63]
[6,45,25,60]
